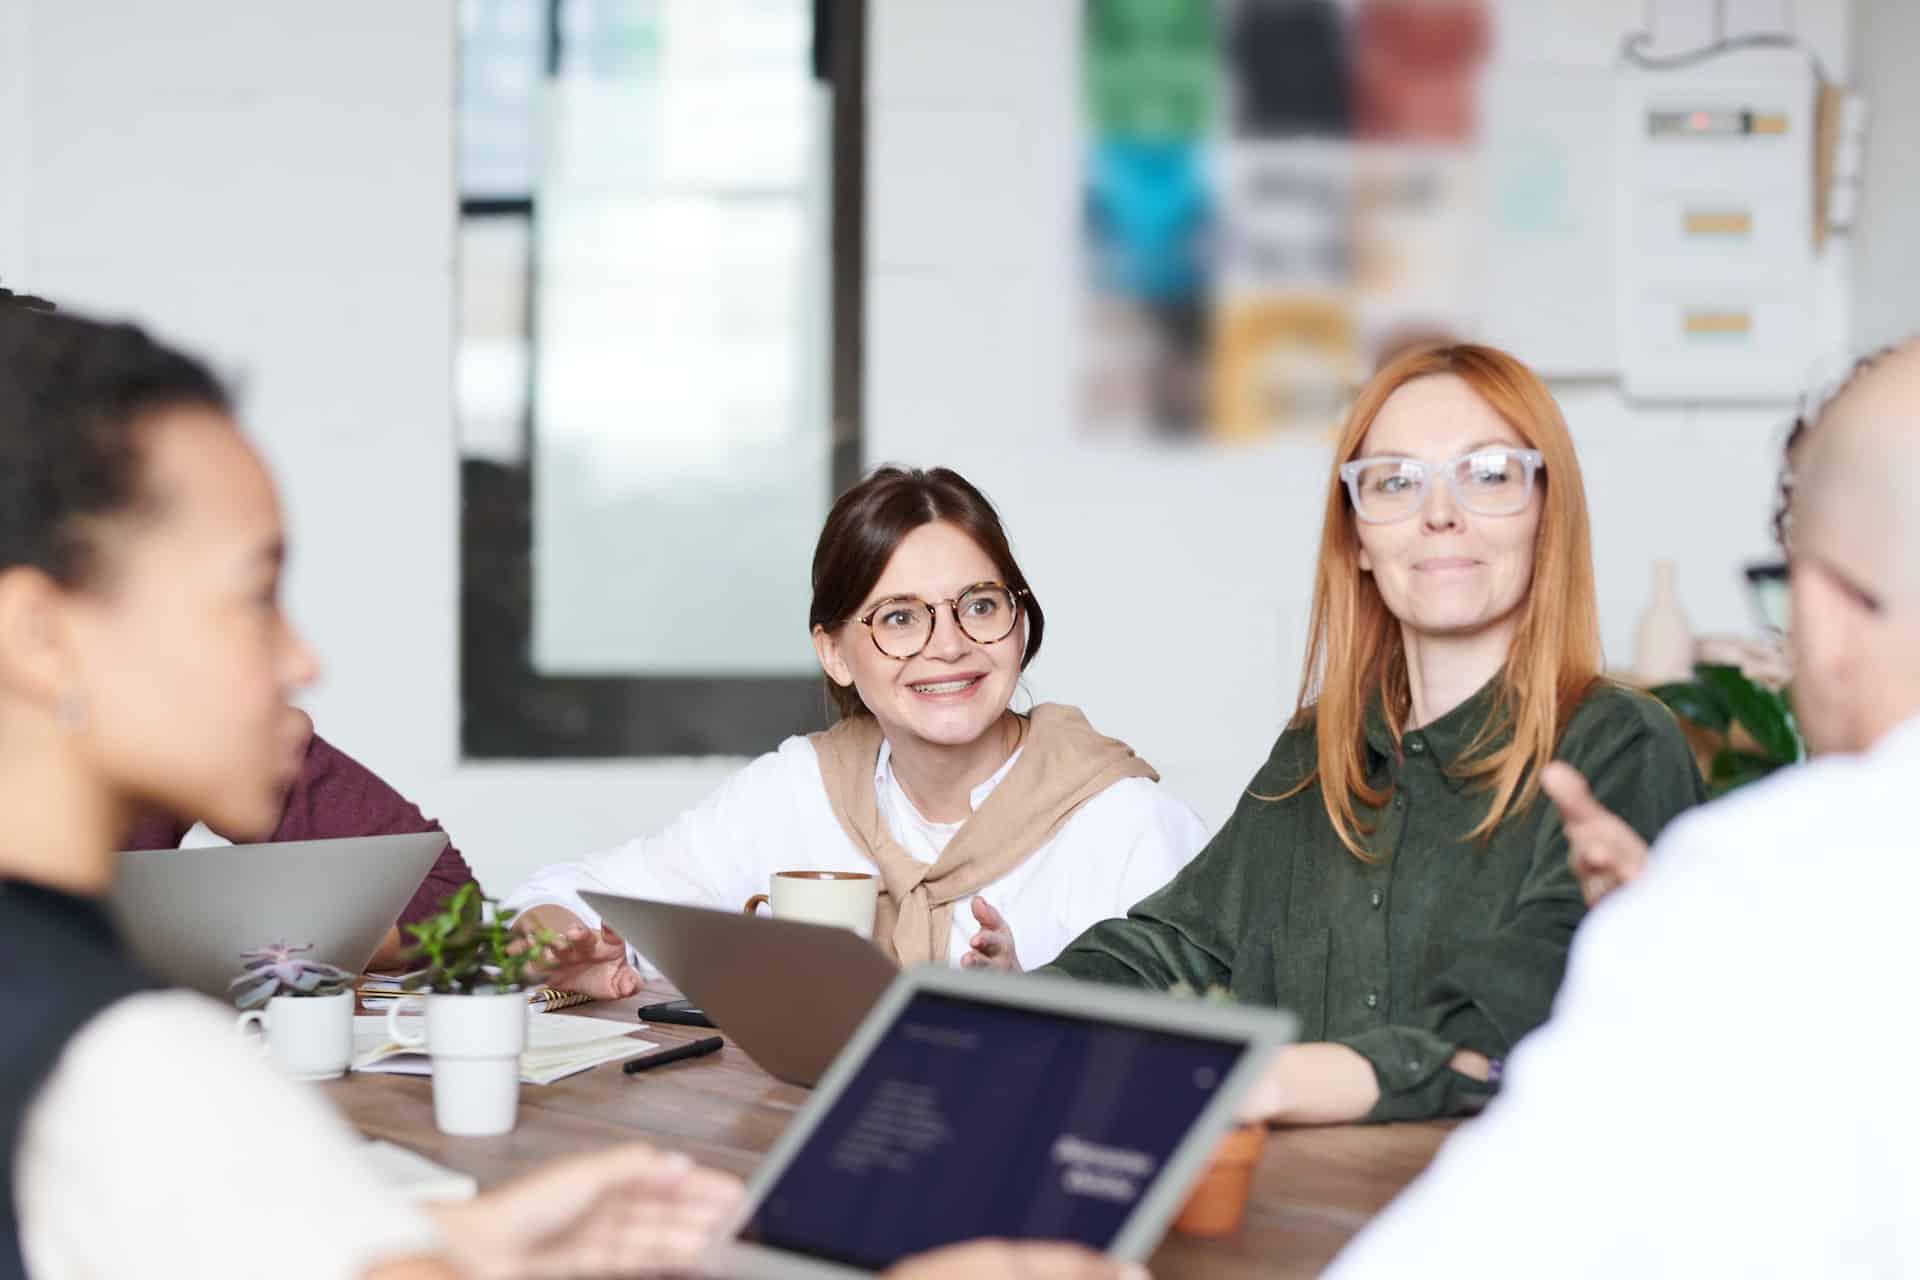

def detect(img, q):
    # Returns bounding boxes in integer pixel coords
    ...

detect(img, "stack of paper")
[360,1140,477,1202]
[353,1013,658,1085]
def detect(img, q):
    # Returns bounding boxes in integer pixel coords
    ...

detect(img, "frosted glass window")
[530,0,829,676]
[456,0,859,757]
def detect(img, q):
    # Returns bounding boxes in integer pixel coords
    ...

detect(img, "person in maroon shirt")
[122,708,478,969]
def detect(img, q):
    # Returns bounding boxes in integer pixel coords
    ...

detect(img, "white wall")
[0,0,26,282]
[1851,0,1920,353]
[9,0,750,895]
[8,0,1868,896]
[864,0,1852,826]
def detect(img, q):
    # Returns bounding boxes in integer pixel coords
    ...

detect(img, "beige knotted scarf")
[810,703,1158,967]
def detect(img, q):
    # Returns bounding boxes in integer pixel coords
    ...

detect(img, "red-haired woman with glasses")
[1022,345,1706,1124]
[507,466,1208,998]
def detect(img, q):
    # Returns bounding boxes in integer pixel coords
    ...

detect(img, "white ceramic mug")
[386,991,529,1137]
[235,990,355,1080]
[743,870,879,938]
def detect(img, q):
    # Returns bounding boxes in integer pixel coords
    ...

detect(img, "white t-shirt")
[1326,714,1920,1279]
[17,990,439,1279]
[503,734,1210,970]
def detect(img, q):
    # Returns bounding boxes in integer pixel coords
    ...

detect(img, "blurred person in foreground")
[1543,348,1893,906]
[0,308,1122,1280]
[1326,338,1920,1277]
[0,283,478,972]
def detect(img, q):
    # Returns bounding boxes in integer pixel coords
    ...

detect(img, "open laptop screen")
[737,989,1249,1270]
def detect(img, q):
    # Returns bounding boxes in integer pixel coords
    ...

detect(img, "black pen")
[623,1035,724,1075]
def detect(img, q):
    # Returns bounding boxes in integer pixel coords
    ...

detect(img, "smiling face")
[1351,373,1543,643]
[812,521,1025,751]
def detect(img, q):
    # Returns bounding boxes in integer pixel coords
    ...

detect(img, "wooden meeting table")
[326,987,1454,1279]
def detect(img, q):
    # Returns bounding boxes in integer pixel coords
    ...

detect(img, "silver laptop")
[702,965,1297,1277]
[582,891,896,1087]
[108,832,448,996]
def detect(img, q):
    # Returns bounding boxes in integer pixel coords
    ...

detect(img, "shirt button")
[1369,889,1383,909]
[1406,738,1426,755]
[1365,992,1379,1009]
[1393,795,1405,810]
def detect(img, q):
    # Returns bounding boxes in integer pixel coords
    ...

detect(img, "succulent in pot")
[230,942,358,1080]
[230,941,357,1009]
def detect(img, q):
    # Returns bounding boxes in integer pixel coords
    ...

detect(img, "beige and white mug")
[744,870,878,938]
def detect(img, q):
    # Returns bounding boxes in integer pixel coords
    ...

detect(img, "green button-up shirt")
[1044,680,1706,1122]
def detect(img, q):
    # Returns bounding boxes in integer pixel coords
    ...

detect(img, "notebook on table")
[360,1141,477,1202]
[358,973,595,1013]
[352,1012,657,1085]
[699,966,1298,1277]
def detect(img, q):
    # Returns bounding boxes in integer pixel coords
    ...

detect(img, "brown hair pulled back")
[809,466,1045,721]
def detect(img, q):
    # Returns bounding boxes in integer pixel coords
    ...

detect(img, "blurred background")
[0,0,1908,892]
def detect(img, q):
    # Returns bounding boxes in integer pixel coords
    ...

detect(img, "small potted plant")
[1166,982,1269,1238]
[1652,662,1805,796]
[385,884,556,1136]
[230,942,358,1080]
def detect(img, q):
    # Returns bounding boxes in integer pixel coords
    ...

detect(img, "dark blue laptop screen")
[737,990,1248,1271]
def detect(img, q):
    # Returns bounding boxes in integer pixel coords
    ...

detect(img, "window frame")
[458,0,866,758]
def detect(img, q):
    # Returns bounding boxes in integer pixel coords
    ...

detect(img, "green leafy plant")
[229,941,356,1010]
[1651,663,1806,797]
[400,883,557,995]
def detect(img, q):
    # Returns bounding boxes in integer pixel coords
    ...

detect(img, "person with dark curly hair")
[0,306,1130,1280]
[0,307,747,1277]
[0,283,479,968]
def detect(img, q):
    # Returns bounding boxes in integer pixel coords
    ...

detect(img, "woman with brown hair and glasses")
[979,344,1705,1125]
[506,466,1207,999]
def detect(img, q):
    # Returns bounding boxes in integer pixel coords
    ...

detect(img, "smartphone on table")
[638,998,716,1028]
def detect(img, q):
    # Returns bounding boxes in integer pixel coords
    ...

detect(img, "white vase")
[387,991,527,1136]
[1633,560,1694,685]
[235,989,355,1080]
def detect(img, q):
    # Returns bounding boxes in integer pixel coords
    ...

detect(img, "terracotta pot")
[1172,1123,1268,1237]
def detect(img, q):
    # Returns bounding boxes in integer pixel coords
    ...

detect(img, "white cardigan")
[19,991,438,1279]
[504,734,1210,970]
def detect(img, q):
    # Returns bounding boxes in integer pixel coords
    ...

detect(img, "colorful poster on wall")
[1080,0,1491,442]
[1081,0,1217,438]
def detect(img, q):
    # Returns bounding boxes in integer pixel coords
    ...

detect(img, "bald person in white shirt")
[1322,338,1920,1277]
[1537,351,1887,905]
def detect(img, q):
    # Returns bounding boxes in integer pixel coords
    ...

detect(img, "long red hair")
[1278,343,1603,858]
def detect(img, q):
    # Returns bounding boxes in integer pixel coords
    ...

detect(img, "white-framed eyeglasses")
[1338,447,1545,524]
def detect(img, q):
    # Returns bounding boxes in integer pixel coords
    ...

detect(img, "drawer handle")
[1682,309,1753,338]
[1683,210,1753,237]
